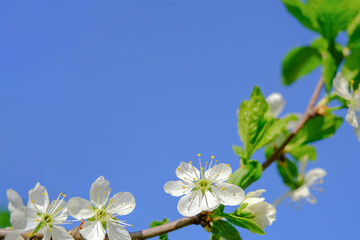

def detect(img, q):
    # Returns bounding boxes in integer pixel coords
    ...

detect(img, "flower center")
[42,214,52,224]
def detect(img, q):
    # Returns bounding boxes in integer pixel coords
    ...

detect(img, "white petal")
[164,180,193,197]
[205,163,232,183]
[177,190,202,217]
[48,200,68,224]
[90,176,111,209]
[355,125,360,141]
[290,185,310,201]
[80,221,106,240]
[176,162,200,182]
[107,221,131,240]
[333,73,352,100]
[107,192,136,216]
[52,225,74,240]
[7,189,25,213]
[266,93,285,118]
[354,93,360,111]
[201,190,220,211]
[244,189,266,199]
[346,106,359,127]
[42,225,51,240]
[251,202,276,229]
[28,183,49,212]
[4,233,24,240]
[305,168,327,186]
[10,207,39,231]
[212,182,244,206]
[67,197,94,220]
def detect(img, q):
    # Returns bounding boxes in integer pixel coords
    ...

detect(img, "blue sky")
[0,0,359,239]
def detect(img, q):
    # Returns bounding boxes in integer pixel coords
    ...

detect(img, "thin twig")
[262,76,324,170]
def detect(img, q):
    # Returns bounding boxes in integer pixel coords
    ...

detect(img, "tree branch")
[262,76,325,170]
[0,77,325,240]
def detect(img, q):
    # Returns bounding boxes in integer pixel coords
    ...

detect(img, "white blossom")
[275,158,326,206]
[164,155,245,217]
[333,73,360,140]
[266,93,285,118]
[67,176,135,240]
[239,189,276,229]
[7,183,73,240]
[4,233,24,240]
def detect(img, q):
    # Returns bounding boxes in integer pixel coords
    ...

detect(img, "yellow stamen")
[211,156,215,159]
[177,167,180,170]
[42,193,46,196]
[182,186,185,189]
[189,161,192,164]
[222,188,225,191]
[197,153,201,157]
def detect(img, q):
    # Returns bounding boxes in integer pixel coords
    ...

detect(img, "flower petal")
[48,200,68,224]
[52,225,74,240]
[305,168,327,186]
[107,192,136,216]
[355,125,360,141]
[266,93,285,118]
[205,163,232,182]
[80,221,106,240]
[107,221,131,240]
[10,207,39,231]
[28,183,49,212]
[290,185,310,201]
[244,189,266,199]
[333,73,352,100]
[251,202,276,229]
[6,189,25,213]
[164,180,193,197]
[4,233,24,240]
[177,190,202,217]
[212,182,244,206]
[90,176,111,209]
[201,190,220,211]
[346,106,359,127]
[67,197,94,220]
[42,225,52,240]
[176,162,200,182]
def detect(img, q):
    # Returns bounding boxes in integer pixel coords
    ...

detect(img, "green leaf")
[290,114,343,146]
[282,46,322,85]
[212,220,242,240]
[221,213,265,235]
[277,158,301,190]
[322,49,338,92]
[232,145,244,159]
[288,144,317,161]
[342,49,360,87]
[238,87,269,160]
[0,210,10,228]
[348,11,360,49]
[227,160,262,189]
[150,218,169,240]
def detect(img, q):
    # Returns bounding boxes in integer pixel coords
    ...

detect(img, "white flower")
[67,176,135,240]
[333,73,360,140]
[266,93,285,118]
[4,233,24,240]
[8,183,73,240]
[164,155,245,217]
[239,189,276,229]
[275,158,326,206]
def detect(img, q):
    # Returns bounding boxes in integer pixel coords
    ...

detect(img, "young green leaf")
[212,220,242,240]
[277,158,301,190]
[288,144,317,161]
[342,49,360,87]
[348,11,360,49]
[150,218,169,240]
[232,145,244,159]
[322,49,338,92]
[282,46,322,85]
[221,213,265,235]
[227,160,262,189]
[0,210,10,228]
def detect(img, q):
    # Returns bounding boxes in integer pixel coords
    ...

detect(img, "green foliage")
[348,11,360,49]
[227,160,262,189]
[0,210,11,228]
[238,87,297,160]
[288,144,317,161]
[150,218,169,240]
[282,46,322,85]
[322,48,339,92]
[232,145,244,158]
[277,158,302,190]
[221,213,265,235]
[211,220,242,240]
[342,49,360,87]
[289,114,343,146]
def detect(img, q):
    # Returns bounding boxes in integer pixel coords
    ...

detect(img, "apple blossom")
[164,154,245,217]
[67,176,135,240]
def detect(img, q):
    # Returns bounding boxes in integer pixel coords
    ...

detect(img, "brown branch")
[0,77,325,240]
[262,76,325,170]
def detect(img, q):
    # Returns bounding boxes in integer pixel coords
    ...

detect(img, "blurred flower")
[164,154,245,217]
[266,93,285,118]
[8,183,73,240]
[333,73,360,140]
[237,189,276,229]
[4,233,24,240]
[68,176,135,240]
